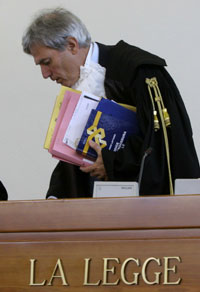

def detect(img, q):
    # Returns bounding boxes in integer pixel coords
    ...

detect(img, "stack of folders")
[44,86,140,167]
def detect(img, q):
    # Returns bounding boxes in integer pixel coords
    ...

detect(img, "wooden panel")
[1,195,200,232]
[0,195,200,291]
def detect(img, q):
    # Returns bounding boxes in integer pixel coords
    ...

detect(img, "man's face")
[30,39,84,87]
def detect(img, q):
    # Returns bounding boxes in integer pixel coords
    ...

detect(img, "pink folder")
[49,90,94,166]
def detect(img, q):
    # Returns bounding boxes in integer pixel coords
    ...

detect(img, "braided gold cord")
[145,77,174,195]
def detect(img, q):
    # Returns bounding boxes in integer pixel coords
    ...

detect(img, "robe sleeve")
[46,161,92,199]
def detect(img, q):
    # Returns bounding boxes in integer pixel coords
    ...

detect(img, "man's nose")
[41,65,51,79]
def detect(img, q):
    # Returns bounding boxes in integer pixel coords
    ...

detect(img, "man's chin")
[59,80,72,87]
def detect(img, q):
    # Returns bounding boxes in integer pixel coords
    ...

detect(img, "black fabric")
[46,40,200,198]
[46,161,92,198]
[0,180,8,200]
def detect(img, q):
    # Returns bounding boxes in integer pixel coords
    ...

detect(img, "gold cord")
[145,77,174,195]
[147,85,160,131]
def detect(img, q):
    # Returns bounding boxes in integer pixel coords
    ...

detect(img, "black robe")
[0,181,8,200]
[46,41,200,198]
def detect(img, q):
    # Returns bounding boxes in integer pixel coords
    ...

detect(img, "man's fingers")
[89,140,101,154]
[80,165,93,173]
[80,141,106,179]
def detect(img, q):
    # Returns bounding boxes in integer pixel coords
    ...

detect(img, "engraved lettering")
[163,256,182,285]
[83,258,101,286]
[121,258,140,285]
[29,256,182,287]
[47,259,68,286]
[29,259,46,286]
[142,257,161,285]
[102,258,120,286]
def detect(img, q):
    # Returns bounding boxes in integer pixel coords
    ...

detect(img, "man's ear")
[66,37,79,55]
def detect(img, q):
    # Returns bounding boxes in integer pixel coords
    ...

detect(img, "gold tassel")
[146,78,160,131]
[153,110,160,131]
[146,77,171,128]
[162,108,171,128]
[145,77,174,195]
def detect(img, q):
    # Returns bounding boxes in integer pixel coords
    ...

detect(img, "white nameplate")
[93,181,139,197]
[175,178,200,195]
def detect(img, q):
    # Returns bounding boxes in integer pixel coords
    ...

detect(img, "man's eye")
[43,59,51,65]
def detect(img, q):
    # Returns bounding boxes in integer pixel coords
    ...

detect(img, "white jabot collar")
[72,42,105,97]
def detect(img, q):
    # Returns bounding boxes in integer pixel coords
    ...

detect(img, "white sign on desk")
[93,181,139,197]
[175,178,200,195]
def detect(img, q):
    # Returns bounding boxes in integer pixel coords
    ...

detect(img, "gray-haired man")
[22,8,200,198]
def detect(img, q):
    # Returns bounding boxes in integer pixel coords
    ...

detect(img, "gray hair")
[22,7,91,54]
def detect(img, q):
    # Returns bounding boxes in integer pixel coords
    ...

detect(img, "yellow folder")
[43,86,80,150]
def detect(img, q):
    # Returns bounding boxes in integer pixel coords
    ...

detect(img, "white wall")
[0,0,199,200]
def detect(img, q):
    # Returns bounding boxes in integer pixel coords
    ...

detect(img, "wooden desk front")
[0,195,200,291]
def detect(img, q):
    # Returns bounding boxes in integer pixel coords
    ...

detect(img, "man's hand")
[80,140,108,180]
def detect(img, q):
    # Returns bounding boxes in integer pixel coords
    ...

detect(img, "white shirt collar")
[84,42,99,65]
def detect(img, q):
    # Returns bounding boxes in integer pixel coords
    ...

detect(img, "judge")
[22,7,200,197]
